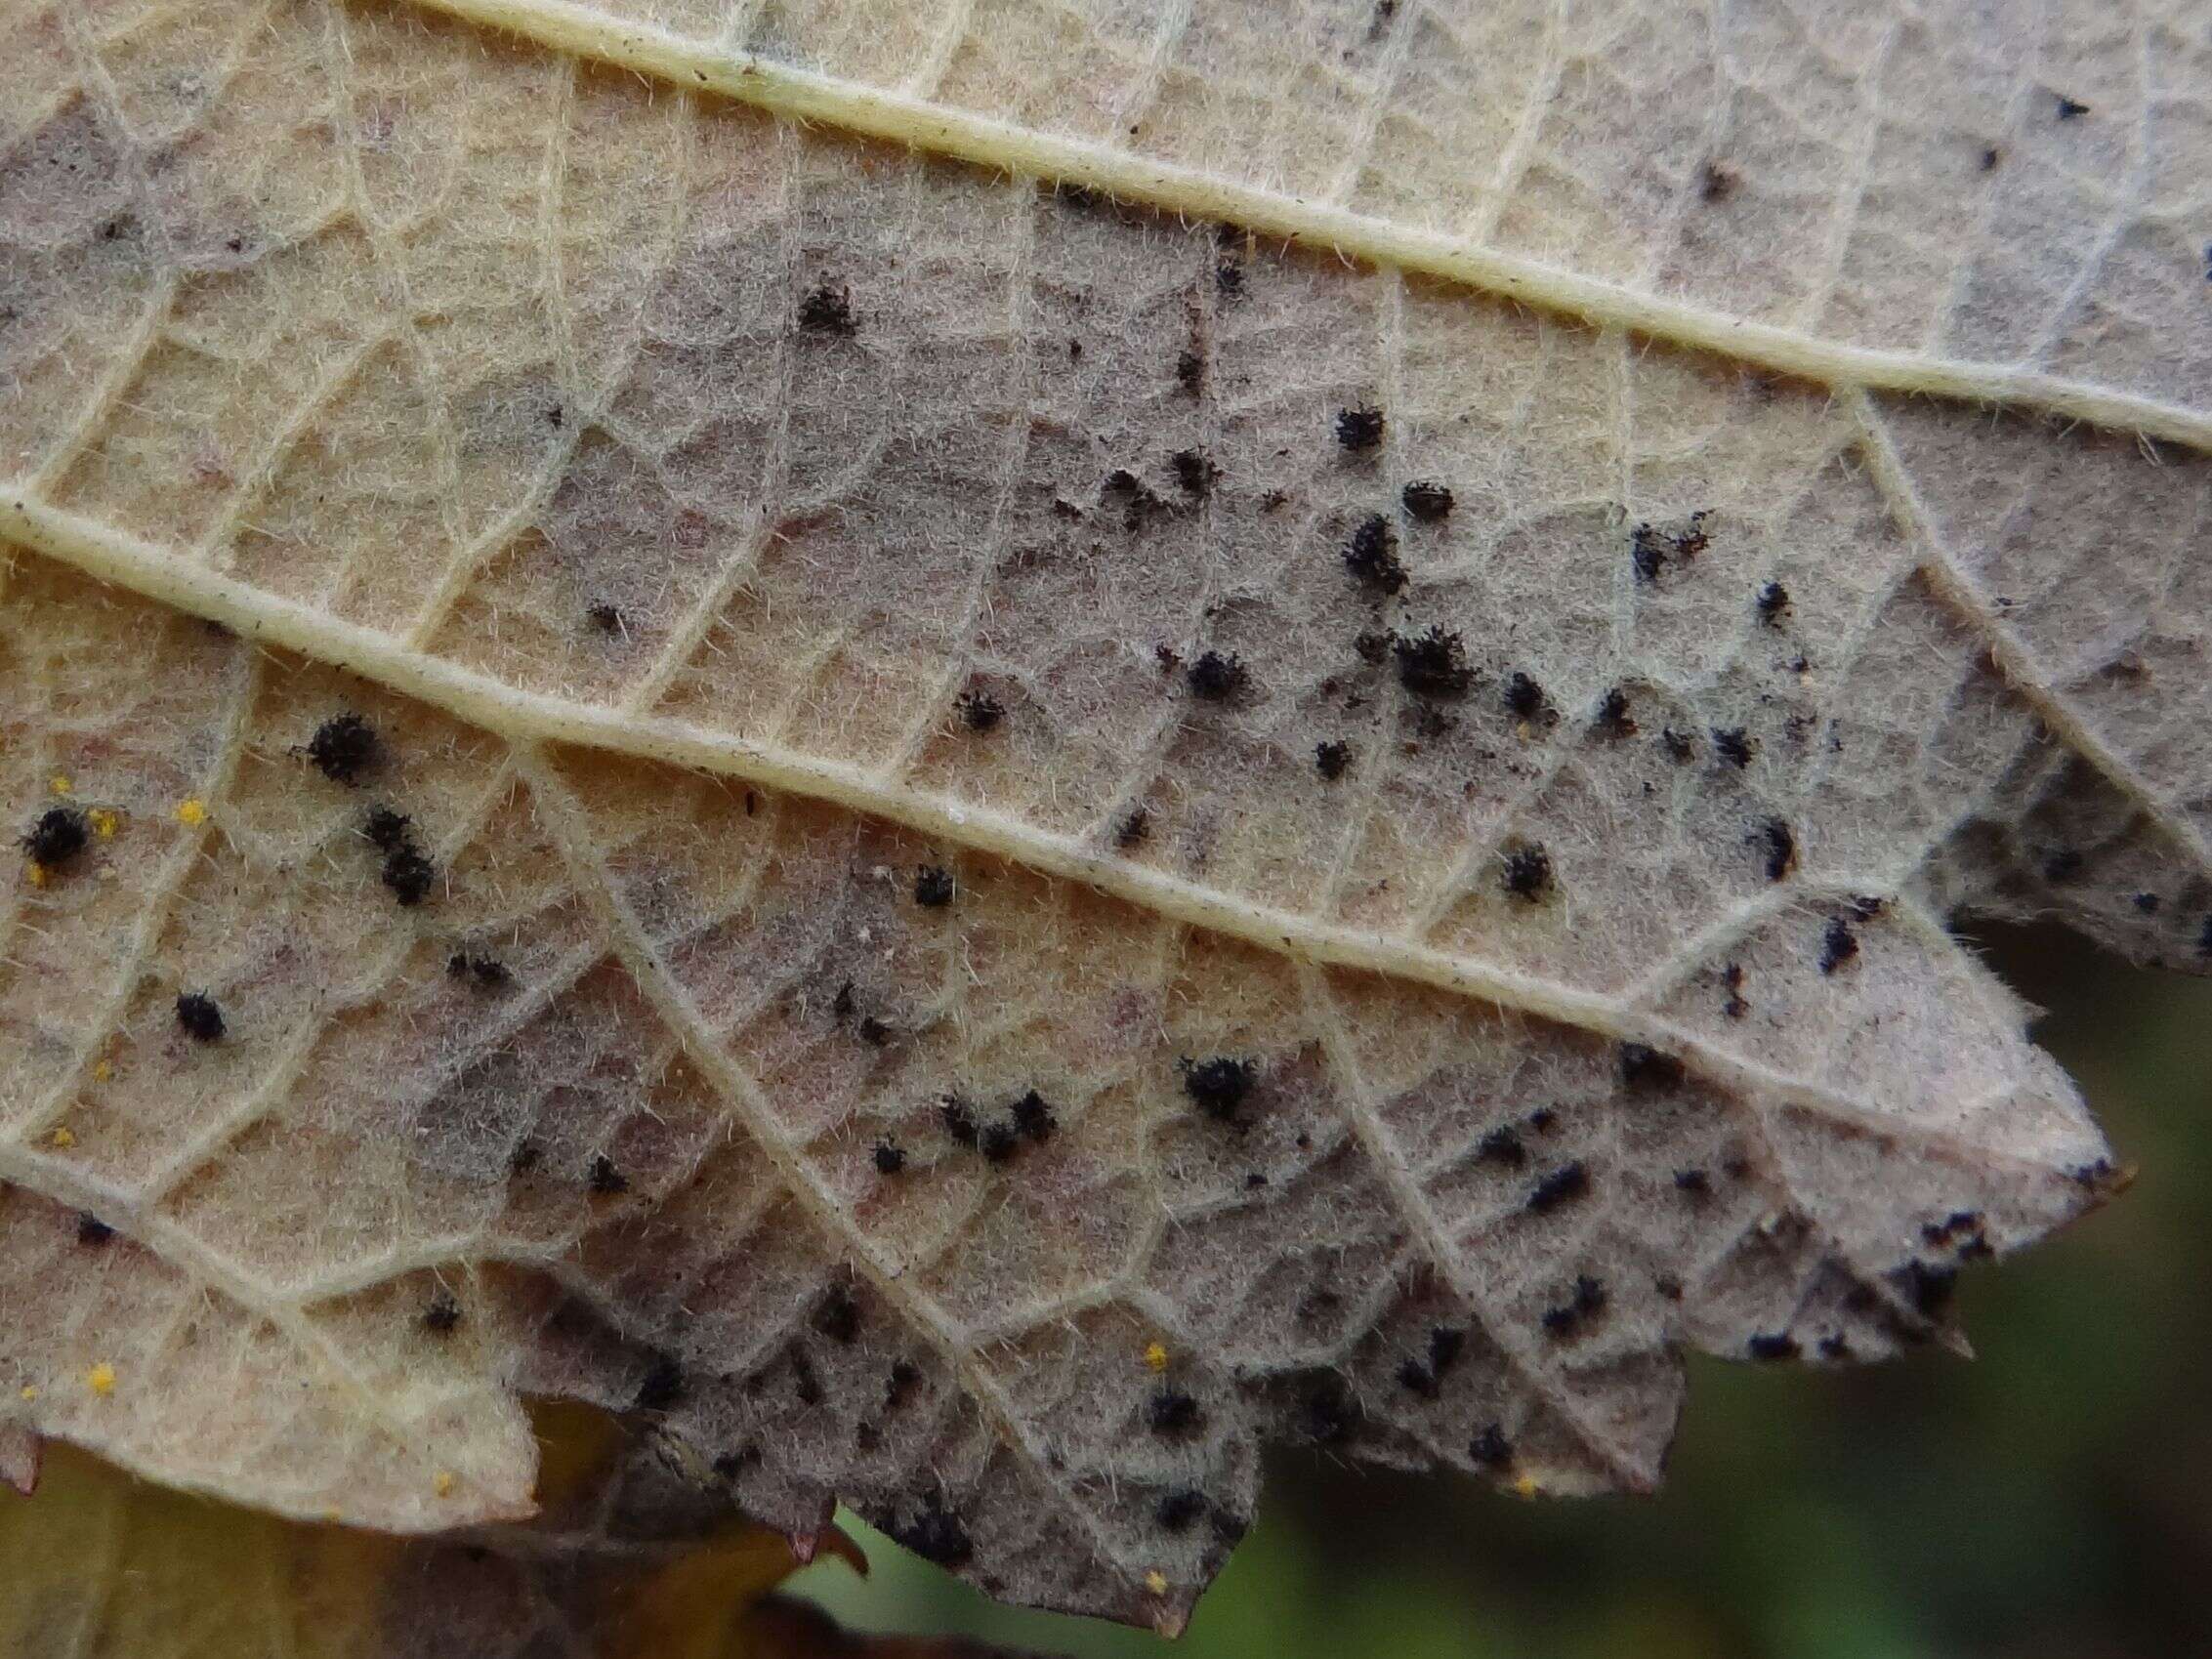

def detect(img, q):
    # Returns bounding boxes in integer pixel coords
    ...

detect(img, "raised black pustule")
[980,1122,1019,1163]
[446,951,512,989]
[1477,1126,1526,1166]
[873,1140,906,1176]
[1500,844,1552,900]
[1147,1388,1202,1434]
[1757,817,1796,881]
[1315,740,1352,780]
[175,991,225,1043]
[21,807,88,869]
[1711,726,1754,767]
[1334,404,1384,452]
[797,283,856,336]
[955,689,1004,732]
[1011,1090,1056,1142]
[363,807,411,851]
[1181,1056,1256,1123]
[913,865,955,907]
[813,1284,861,1345]
[305,713,378,785]
[889,1495,973,1567]
[1756,581,1790,625]
[1819,915,1859,974]
[1401,480,1453,522]
[1392,626,1474,698]
[380,845,435,907]
[76,1214,114,1247]
[1187,650,1248,701]
[1156,1489,1208,1531]
[1747,1333,1799,1361]
[939,1097,980,1148]
[1171,449,1218,497]
[1343,515,1406,594]
[1470,1424,1512,1467]
[1594,687,1637,737]
[422,1292,461,1334]
[588,1154,628,1195]
[1619,1042,1686,1088]
[1525,1161,1589,1214]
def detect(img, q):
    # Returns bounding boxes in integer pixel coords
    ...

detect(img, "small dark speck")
[1747,1333,1799,1361]
[873,1140,906,1176]
[1499,844,1552,901]
[1619,1042,1686,1089]
[1393,627,1475,699]
[1981,145,2002,171]
[1187,650,1248,701]
[1177,349,1205,394]
[1171,449,1219,497]
[76,1214,114,1247]
[1334,405,1384,452]
[980,1123,1019,1163]
[1470,1425,1512,1468]
[1401,480,1453,522]
[858,1016,893,1047]
[2041,848,2084,883]
[1525,1161,1589,1214]
[1756,817,1797,882]
[633,1352,685,1410]
[1662,727,1695,763]
[940,1098,979,1148]
[1147,1388,1202,1434]
[1673,1168,1710,1196]
[1477,1126,1526,1167]
[1115,808,1151,848]
[586,602,624,636]
[1011,1090,1056,1142]
[588,1154,628,1196]
[1215,259,1245,298]
[175,991,224,1043]
[1819,916,1859,975]
[21,807,89,870]
[1157,1490,1208,1531]
[913,865,955,907]
[1699,161,1737,201]
[304,713,378,786]
[1756,581,1790,625]
[1711,727,1754,767]
[955,689,1004,733]
[2055,93,2090,120]
[2132,892,2160,915]
[1181,1056,1257,1124]
[1344,514,1406,594]
[813,1284,861,1345]
[1315,740,1352,780]
[1396,1358,1440,1398]
[798,282,857,336]
[422,1292,461,1334]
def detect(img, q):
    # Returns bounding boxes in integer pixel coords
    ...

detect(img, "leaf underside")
[1,0,2206,1630]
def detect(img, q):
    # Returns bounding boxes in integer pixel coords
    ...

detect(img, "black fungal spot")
[446,951,511,989]
[21,807,88,870]
[1181,1056,1256,1124]
[1176,349,1205,394]
[1673,1168,1710,1196]
[889,1494,973,1568]
[1392,627,1475,698]
[832,981,856,1023]
[1630,512,1711,583]
[1103,467,1167,531]
[1499,844,1553,901]
[508,1141,542,1177]
[1401,480,1454,522]
[1011,1090,1056,1142]
[1542,1273,1607,1340]
[858,1016,893,1048]
[1115,808,1151,849]
[1476,1123,1529,1169]
[2055,93,2090,119]
[1981,145,2002,171]
[1711,727,1754,768]
[1819,916,1859,975]
[1756,581,1791,625]
[76,1214,114,1247]
[955,689,1004,732]
[1215,257,1246,298]
[1171,449,1219,497]
[873,1140,906,1176]
[1662,727,1695,763]
[1315,740,1352,780]
[980,1122,1020,1164]
[1756,817,1796,882]
[1343,514,1406,595]
[588,1155,628,1196]
[1397,1357,1440,1398]
[304,714,379,785]
[1147,1388,1202,1435]
[175,991,224,1043]
[586,602,624,636]
[1527,1107,1557,1133]
[1525,1161,1589,1214]
[2132,892,2160,914]
[913,865,955,908]
[1334,404,1384,452]
[1428,1327,1465,1376]
[1303,1385,1353,1444]
[1619,1042,1686,1089]
[797,282,856,336]
[939,1097,980,1148]
[422,1292,461,1335]
[363,807,411,851]
[1747,1333,1799,1361]
[633,1352,685,1410]
[1470,1425,1513,1468]
[1504,673,1546,722]
[813,1284,861,1345]
[1594,687,1637,738]
[1699,161,1737,201]
[1187,649,1248,701]
[380,845,435,907]
[1156,1490,1208,1532]
[885,1361,921,1409]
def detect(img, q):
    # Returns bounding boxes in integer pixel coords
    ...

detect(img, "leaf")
[0,0,2205,1633]
[0,1400,1031,1659]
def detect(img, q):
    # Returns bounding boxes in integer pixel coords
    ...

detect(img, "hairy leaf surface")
[1,0,2206,1631]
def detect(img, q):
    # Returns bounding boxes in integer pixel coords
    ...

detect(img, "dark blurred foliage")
[797,924,2212,1657]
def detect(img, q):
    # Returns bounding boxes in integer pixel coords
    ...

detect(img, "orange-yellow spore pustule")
[86,1363,115,1398]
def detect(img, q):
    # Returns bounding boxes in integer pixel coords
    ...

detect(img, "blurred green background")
[791,925,2211,1658]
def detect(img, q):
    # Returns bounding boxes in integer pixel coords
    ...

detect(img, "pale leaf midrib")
[398,0,2212,454]
[0,491,2086,1180]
